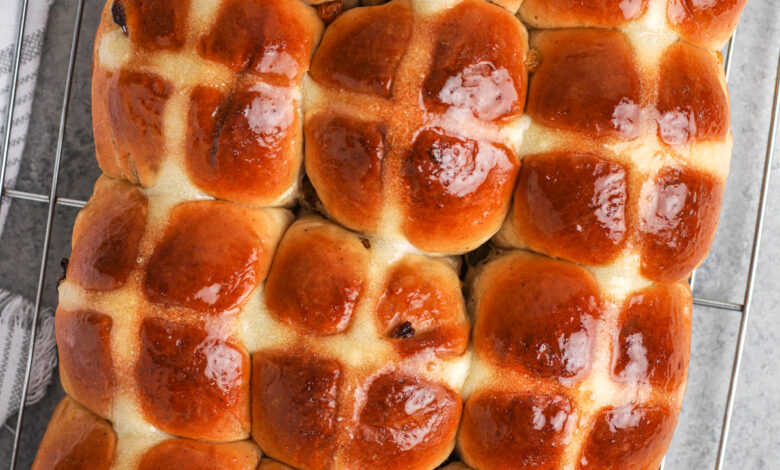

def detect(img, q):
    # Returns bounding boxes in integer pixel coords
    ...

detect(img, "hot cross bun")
[305,0,527,254]
[92,0,323,206]
[34,0,745,468]
[55,176,290,447]
[459,250,691,469]
[495,8,732,284]
[251,217,470,469]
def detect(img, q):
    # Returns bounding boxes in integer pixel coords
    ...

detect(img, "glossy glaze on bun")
[34,0,743,468]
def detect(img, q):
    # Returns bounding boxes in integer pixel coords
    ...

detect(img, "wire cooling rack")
[0,0,778,468]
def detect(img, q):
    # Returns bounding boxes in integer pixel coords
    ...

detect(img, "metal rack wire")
[0,0,778,468]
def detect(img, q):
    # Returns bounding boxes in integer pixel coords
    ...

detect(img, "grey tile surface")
[0,0,778,468]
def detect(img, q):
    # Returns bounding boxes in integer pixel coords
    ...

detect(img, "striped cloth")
[0,0,57,425]
[0,292,56,424]
[1,0,54,237]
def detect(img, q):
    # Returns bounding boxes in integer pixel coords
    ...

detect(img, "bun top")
[305,0,527,254]
[92,0,323,205]
[520,0,746,50]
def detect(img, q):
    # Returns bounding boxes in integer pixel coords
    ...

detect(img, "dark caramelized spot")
[111,0,127,34]
[375,256,469,358]
[137,318,250,441]
[310,1,413,97]
[56,310,114,418]
[306,114,385,232]
[68,181,147,291]
[520,0,648,27]
[528,30,640,139]
[657,42,729,146]
[512,152,628,265]
[401,128,518,254]
[251,353,341,470]
[144,202,263,314]
[93,70,125,181]
[423,0,526,121]
[667,0,747,47]
[613,284,691,391]
[317,0,344,24]
[460,392,575,470]
[186,84,297,205]
[391,321,416,339]
[639,167,723,282]
[120,0,188,50]
[31,399,116,470]
[265,222,368,335]
[474,255,601,381]
[346,373,461,470]
[139,439,261,470]
[579,405,676,469]
[106,69,172,184]
[198,0,317,79]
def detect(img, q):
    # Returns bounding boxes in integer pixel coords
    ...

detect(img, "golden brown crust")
[138,438,261,470]
[638,166,724,282]
[305,113,386,233]
[657,42,730,147]
[31,398,116,470]
[375,255,469,358]
[56,309,115,418]
[520,0,745,50]
[399,129,519,253]
[265,219,370,335]
[460,391,576,470]
[258,459,297,470]
[578,404,678,469]
[520,0,649,28]
[511,152,629,265]
[612,284,692,392]
[136,317,251,441]
[68,177,147,291]
[251,352,342,470]
[54,176,290,443]
[310,1,413,98]
[35,401,262,470]
[667,0,748,50]
[143,201,273,314]
[473,254,603,382]
[343,372,462,470]
[527,29,641,140]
